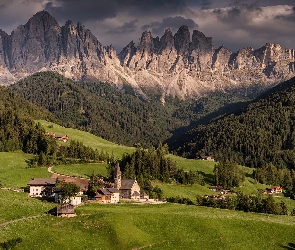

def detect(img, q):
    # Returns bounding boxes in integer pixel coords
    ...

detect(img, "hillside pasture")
[0,190,55,224]
[0,202,295,249]
[0,152,50,188]
[36,120,134,159]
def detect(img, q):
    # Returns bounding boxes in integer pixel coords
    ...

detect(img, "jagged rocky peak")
[118,41,137,66]
[159,28,174,52]
[106,44,117,59]
[9,10,62,71]
[190,30,213,52]
[174,25,190,55]
[137,31,156,54]
[212,45,233,72]
[0,30,9,67]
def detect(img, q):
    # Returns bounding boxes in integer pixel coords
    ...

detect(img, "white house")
[27,178,56,197]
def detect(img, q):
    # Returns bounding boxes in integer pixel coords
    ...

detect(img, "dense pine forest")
[9,71,250,147]
[175,76,295,170]
[0,86,58,152]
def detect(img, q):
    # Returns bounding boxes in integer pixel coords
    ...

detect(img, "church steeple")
[114,162,122,189]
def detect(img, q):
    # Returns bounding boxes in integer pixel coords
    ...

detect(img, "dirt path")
[0,215,43,227]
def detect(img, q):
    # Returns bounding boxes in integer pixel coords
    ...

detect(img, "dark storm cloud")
[106,19,139,35]
[44,0,120,22]
[44,0,190,23]
[213,4,262,24]
[141,16,198,35]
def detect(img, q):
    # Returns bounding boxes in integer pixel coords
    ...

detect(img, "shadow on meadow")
[199,171,214,185]
[280,243,295,249]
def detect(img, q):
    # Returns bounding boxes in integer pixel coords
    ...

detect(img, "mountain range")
[1,11,295,100]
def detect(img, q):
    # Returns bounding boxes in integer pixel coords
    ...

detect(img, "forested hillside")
[175,76,295,169]
[0,86,58,152]
[9,71,250,147]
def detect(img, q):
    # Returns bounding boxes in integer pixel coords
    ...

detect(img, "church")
[114,163,144,200]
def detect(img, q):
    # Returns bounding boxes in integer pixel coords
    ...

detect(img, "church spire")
[114,162,121,189]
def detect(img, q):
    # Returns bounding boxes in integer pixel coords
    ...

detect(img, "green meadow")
[0,121,295,249]
[0,199,295,250]
[36,120,134,159]
[0,152,50,188]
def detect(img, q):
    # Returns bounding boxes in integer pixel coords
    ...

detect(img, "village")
[27,163,162,217]
[26,162,284,217]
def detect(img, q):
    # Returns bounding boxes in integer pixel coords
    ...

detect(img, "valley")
[1,7,295,250]
[0,122,295,249]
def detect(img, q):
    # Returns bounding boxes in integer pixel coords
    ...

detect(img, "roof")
[107,188,120,193]
[120,179,136,190]
[98,188,112,195]
[28,178,56,186]
[98,188,119,195]
[55,134,68,138]
[57,204,75,214]
[51,174,89,191]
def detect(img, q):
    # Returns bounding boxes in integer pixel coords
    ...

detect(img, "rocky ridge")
[1,11,295,100]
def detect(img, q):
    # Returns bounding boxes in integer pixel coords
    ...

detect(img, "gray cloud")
[275,6,295,22]
[213,4,262,25]
[44,0,190,24]
[106,19,139,35]
[141,16,198,36]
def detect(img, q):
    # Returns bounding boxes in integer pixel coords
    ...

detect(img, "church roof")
[120,179,136,190]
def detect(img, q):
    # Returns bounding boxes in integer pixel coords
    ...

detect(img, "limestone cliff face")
[1,11,295,100]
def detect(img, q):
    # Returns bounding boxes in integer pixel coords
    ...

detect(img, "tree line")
[168,192,290,216]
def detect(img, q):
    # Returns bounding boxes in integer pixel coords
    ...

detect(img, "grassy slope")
[0,122,295,249]
[37,120,134,159]
[0,202,295,250]
[37,120,286,199]
[0,190,55,224]
[0,152,51,188]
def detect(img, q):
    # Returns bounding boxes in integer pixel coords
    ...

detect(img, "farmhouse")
[209,186,224,192]
[95,188,120,203]
[54,188,84,206]
[45,132,69,142]
[200,155,215,161]
[28,177,86,205]
[267,186,283,194]
[27,178,56,197]
[114,163,145,200]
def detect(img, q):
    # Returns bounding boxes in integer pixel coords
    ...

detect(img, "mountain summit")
[1,11,295,100]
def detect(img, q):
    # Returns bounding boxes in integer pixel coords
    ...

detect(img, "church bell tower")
[114,162,122,189]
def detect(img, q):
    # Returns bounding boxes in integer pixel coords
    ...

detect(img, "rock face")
[1,11,295,100]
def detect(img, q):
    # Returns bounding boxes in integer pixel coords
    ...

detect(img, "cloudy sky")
[0,0,295,52]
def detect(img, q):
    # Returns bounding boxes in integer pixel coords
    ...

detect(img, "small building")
[55,134,69,142]
[27,178,56,197]
[45,132,69,142]
[200,156,215,161]
[54,189,83,206]
[140,192,149,200]
[57,204,76,218]
[209,186,224,192]
[95,188,120,203]
[267,186,283,194]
